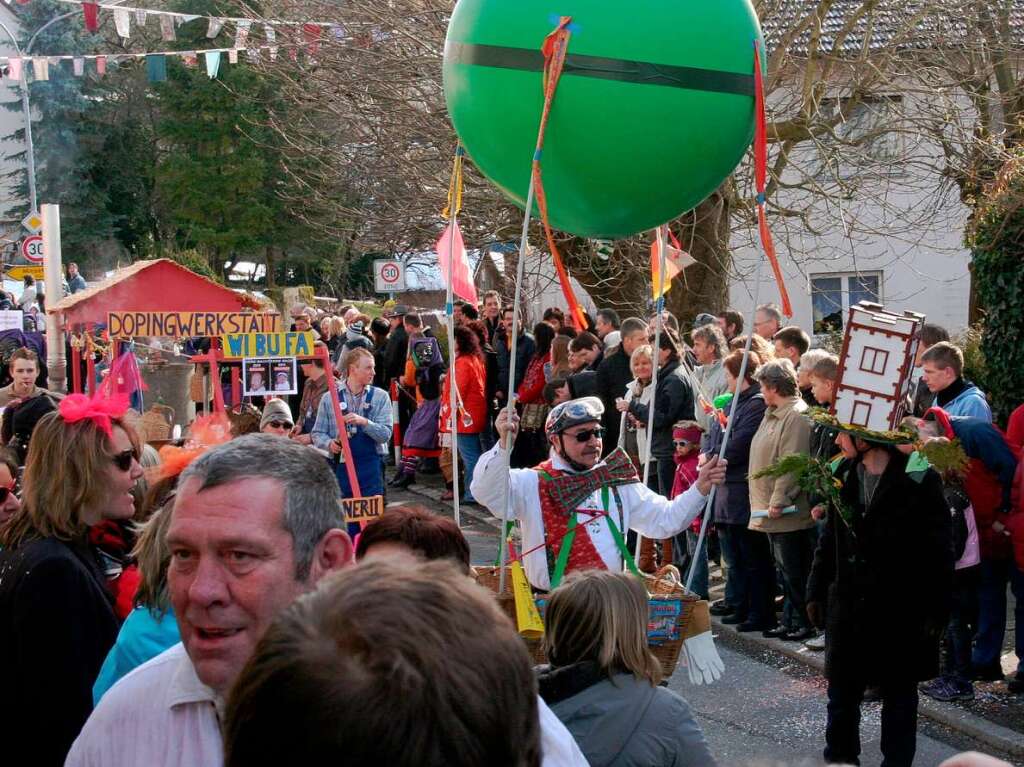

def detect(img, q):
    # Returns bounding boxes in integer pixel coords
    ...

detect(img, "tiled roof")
[762,1,1024,55]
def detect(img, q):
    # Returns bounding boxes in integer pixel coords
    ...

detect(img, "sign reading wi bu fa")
[220,332,315,360]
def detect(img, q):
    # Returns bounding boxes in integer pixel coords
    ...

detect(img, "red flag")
[95,56,107,76]
[436,221,478,305]
[303,24,322,56]
[82,2,99,32]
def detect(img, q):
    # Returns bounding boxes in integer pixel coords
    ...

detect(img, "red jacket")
[439,354,487,434]
[516,352,549,405]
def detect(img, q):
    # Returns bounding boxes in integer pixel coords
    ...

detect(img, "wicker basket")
[473,566,546,663]
[474,564,697,676]
[137,404,174,444]
[642,565,699,677]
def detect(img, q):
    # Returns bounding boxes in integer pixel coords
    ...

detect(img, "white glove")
[683,631,724,685]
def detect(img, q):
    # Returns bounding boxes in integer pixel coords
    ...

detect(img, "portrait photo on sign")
[243,357,297,396]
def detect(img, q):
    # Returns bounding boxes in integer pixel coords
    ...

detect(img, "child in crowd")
[671,421,708,598]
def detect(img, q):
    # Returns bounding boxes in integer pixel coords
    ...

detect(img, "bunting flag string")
[51,0,350,34]
[0,41,319,82]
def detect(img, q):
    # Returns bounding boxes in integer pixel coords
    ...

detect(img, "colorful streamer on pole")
[752,40,792,317]
[530,17,589,331]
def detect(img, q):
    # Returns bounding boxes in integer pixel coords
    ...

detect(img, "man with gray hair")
[754,303,783,340]
[690,323,729,430]
[67,435,354,767]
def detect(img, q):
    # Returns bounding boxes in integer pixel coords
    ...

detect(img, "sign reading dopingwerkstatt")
[342,496,384,526]
[220,332,315,360]
[107,312,281,339]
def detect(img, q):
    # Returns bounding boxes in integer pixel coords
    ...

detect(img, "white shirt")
[66,643,223,767]
[470,444,709,589]
[68,643,588,767]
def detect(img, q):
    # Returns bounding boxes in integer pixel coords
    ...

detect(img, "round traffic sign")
[21,234,43,264]
[379,262,401,284]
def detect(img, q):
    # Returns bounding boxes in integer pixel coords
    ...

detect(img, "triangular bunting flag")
[134,9,147,27]
[95,56,106,76]
[81,2,99,32]
[228,49,239,64]
[265,24,276,44]
[205,50,221,79]
[234,20,251,48]
[113,9,130,39]
[207,18,224,38]
[160,15,176,42]
[303,24,322,56]
[31,57,48,81]
[73,57,84,76]
[7,57,22,82]
[436,221,478,305]
[146,54,166,83]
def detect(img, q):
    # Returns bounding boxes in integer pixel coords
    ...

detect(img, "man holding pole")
[311,347,392,501]
[471,396,727,590]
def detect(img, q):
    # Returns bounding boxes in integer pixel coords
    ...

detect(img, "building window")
[815,95,904,180]
[811,272,882,334]
[859,347,889,375]
[850,400,872,427]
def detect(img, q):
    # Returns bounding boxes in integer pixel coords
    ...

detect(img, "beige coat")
[747,396,815,533]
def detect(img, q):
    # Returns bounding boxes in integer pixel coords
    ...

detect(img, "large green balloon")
[443,0,763,239]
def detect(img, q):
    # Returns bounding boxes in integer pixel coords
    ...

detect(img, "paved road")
[669,632,1020,766]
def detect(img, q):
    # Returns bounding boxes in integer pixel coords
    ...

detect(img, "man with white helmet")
[471,396,727,590]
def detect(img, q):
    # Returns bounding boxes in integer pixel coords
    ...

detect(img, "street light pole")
[0,0,133,216]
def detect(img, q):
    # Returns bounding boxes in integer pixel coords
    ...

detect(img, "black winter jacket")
[0,537,119,766]
[806,452,954,685]
[627,360,695,460]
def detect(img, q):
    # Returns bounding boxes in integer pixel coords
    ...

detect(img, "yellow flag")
[511,561,544,638]
[651,227,696,300]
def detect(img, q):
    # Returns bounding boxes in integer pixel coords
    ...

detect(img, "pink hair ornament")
[58,392,131,439]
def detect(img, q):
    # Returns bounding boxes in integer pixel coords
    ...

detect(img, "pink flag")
[99,350,147,399]
[436,221,477,305]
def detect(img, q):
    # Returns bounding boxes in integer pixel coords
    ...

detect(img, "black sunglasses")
[674,440,695,448]
[267,420,292,430]
[0,484,15,503]
[111,448,138,472]
[567,427,605,443]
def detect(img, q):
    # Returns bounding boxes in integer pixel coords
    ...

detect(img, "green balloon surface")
[443,0,763,239]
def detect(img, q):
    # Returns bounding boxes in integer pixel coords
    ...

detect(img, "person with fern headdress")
[799,423,953,767]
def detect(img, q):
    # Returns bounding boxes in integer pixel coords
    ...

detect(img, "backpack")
[944,484,971,563]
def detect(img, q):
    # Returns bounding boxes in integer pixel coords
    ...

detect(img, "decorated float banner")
[343,495,384,527]
[108,311,280,338]
[243,357,297,396]
[220,331,314,360]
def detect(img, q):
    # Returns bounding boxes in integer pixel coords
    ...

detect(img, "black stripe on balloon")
[445,41,755,97]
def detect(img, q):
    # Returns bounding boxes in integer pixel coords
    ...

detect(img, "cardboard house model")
[832,302,926,432]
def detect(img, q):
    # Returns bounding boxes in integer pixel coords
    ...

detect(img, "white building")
[729,3,987,337]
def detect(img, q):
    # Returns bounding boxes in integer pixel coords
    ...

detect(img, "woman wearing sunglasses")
[0,392,143,767]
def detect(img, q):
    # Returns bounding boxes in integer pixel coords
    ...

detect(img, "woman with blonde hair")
[548,334,573,381]
[615,344,655,478]
[538,570,714,767]
[0,393,144,766]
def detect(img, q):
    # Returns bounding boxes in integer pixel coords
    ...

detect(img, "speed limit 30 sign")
[373,259,406,293]
[21,234,44,264]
